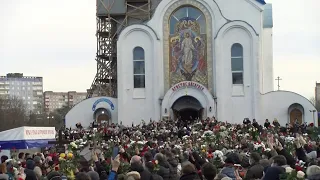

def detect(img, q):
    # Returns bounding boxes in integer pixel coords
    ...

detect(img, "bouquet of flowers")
[280,167,305,180]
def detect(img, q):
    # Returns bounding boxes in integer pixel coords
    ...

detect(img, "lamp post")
[309,110,316,125]
[47,116,54,125]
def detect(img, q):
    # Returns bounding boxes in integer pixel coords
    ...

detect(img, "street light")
[309,110,316,125]
[47,116,54,125]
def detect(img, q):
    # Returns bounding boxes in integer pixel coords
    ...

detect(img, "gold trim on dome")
[163,0,213,93]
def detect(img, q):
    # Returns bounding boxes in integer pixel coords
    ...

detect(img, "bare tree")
[0,96,28,131]
[309,97,320,111]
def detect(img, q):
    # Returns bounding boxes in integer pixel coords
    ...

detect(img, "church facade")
[66,0,317,128]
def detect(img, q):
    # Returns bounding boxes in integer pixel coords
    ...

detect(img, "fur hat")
[126,171,140,180]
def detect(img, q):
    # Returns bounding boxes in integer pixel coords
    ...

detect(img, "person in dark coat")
[263,155,287,180]
[262,166,285,180]
[130,156,153,180]
[154,153,170,180]
[264,119,270,129]
[145,161,164,180]
[179,162,200,180]
[201,163,217,180]
[24,159,37,180]
[165,152,179,180]
[244,152,264,180]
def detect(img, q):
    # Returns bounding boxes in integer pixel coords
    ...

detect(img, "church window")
[170,6,206,35]
[133,47,145,88]
[231,43,243,84]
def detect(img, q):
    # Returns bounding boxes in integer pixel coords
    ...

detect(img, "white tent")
[0,126,56,149]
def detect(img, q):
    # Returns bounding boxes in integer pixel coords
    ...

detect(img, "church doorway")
[288,103,304,125]
[94,108,111,125]
[172,96,203,121]
[290,109,302,124]
[97,114,110,124]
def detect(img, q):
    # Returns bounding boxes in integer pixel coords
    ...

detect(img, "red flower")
[54,166,59,171]
[106,158,111,164]
[310,123,314,127]
[295,165,303,171]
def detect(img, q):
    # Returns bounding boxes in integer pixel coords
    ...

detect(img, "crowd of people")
[1,117,320,180]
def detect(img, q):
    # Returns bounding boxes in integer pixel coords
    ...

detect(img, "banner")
[24,127,56,140]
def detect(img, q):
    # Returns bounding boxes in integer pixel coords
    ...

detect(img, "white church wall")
[261,28,274,93]
[215,21,260,123]
[261,91,318,126]
[65,97,118,128]
[117,25,160,126]
[215,0,263,35]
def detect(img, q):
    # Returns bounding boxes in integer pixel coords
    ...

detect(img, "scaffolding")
[87,0,152,98]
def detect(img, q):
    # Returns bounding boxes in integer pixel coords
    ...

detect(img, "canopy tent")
[0,126,56,149]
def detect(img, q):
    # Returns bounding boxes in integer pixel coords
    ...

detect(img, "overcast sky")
[0,0,319,99]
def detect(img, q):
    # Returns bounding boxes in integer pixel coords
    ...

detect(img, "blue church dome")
[256,0,266,4]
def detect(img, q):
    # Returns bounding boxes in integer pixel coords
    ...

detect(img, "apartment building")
[44,91,86,113]
[0,73,43,114]
[316,82,320,105]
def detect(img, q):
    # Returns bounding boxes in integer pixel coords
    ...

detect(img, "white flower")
[137,141,144,145]
[285,136,295,143]
[264,148,271,152]
[70,142,78,148]
[254,144,261,150]
[220,126,226,131]
[182,135,190,139]
[228,127,235,131]
[213,150,223,158]
[296,171,305,179]
[285,167,293,173]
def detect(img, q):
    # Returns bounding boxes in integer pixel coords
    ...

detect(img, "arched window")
[133,47,145,88]
[231,43,243,84]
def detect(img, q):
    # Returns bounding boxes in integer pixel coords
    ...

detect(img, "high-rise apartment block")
[0,73,43,114]
[44,91,87,113]
[316,82,320,105]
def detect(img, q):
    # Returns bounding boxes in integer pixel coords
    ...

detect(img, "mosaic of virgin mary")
[169,16,207,86]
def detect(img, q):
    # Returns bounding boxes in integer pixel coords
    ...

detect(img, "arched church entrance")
[161,81,215,120]
[93,108,111,125]
[288,103,304,125]
[172,96,203,121]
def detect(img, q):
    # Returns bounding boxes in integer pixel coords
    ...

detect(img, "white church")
[66,0,317,128]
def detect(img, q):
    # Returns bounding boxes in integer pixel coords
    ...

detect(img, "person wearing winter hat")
[87,171,100,180]
[33,156,42,179]
[24,159,37,180]
[47,171,62,180]
[306,165,320,180]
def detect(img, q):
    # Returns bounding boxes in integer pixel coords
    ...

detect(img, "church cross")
[48,130,72,153]
[275,76,282,90]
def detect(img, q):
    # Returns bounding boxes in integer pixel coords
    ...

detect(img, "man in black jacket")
[130,155,153,180]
